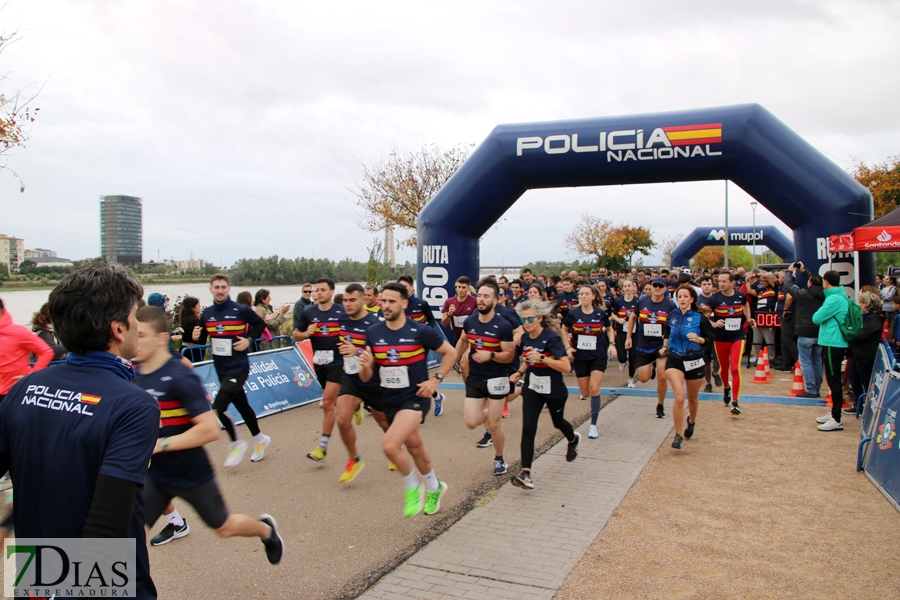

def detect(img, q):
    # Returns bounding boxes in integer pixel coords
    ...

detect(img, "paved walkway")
[359,394,675,599]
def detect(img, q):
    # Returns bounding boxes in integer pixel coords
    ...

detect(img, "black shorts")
[635,349,663,368]
[316,365,343,388]
[144,477,228,530]
[384,397,431,427]
[573,355,608,378]
[665,354,707,380]
[465,375,510,400]
[339,377,385,413]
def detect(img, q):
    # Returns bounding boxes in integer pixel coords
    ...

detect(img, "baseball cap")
[651,277,667,286]
[147,293,166,308]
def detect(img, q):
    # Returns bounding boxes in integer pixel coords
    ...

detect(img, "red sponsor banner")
[829,233,855,253]
[855,227,900,251]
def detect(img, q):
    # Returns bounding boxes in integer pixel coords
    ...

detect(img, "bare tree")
[0,11,40,192]
[658,234,685,268]
[349,143,474,248]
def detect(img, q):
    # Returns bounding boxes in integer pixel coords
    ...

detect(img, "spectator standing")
[293,283,315,324]
[179,296,208,347]
[812,271,851,431]
[31,301,67,360]
[254,288,290,335]
[783,262,825,398]
[880,276,897,336]
[845,291,884,413]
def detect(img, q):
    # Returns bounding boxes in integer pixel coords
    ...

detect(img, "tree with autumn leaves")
[350,143,474,248]
[0,18,40,192]
[852,156,900,218]
[564,214,654,270]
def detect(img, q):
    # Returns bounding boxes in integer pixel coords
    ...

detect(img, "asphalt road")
[148,367,635,599]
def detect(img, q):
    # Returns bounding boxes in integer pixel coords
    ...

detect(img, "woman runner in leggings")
[707,272,756,415]
[509,300,580,490]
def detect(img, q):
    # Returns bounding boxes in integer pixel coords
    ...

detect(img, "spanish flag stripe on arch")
[662,123,722,132]
[670,137,722,147]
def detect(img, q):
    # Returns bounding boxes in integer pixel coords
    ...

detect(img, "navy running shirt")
[508,293,526,308]
[296,302,345,370]
[612,295,639,335]
[202,297,266,375]
[461,312,515,380]
[496,304,521,331]
[0,361,159,598]
[563,306,611,361]
[405,294,435,326]
[634,296,678,353]
[339,311,382,388]
[556,291,578,319]
[367,318,445,406]
[708,290,750,342]
[519,329,568,398]
[696,293,715,308]
[134,356,215,488]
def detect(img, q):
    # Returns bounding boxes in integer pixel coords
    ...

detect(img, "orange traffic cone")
[825,392,832,407]
[763,347,773,380]
[789,361,805,396]
[751,354,769,384]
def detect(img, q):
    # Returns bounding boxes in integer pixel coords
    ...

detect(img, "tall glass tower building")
[100,195,142,265]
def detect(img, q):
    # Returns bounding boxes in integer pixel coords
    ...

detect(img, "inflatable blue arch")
[670,226,794,268]
[416,104,872,310]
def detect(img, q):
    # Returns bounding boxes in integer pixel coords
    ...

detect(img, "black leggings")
[520,389,575,470]
[214,371,260,440]
[615,331,637,377]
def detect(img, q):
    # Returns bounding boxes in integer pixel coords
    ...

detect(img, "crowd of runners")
[0,260,883,598]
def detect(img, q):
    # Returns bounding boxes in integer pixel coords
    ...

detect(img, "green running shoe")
[424,481,448,516]
[404,484,425,518]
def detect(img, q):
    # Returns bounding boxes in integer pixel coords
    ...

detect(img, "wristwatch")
[434,373,444,381]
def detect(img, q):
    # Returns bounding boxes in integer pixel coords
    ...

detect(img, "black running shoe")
[566,432,581,462]
[685,418,695,439]
[150,520,190,546]
[656,403,665,419]
[475,432,493,448]
[672,434,683,449]
[713,372,722,387]
[723,388,732,406]
[260,514,285,565]
[730,403,741,415]
[704,383,713,393]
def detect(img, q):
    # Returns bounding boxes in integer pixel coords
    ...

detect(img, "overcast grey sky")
[1,0,898,267]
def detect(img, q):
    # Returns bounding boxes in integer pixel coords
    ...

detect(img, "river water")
[0,282,354,326]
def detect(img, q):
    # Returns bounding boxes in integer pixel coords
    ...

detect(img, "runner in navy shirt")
[555,277,578,321]
[202,274,270,468]
[696,275,722,393]
[510,299,580,491]
[335,284,391,483]
[611,279,639,387]
[626,277,677,419]
[563,285,616,440]
[294,277,345,461]
[135,307,284,564]
[398,275,436,326]
[454,280,516,477]
[0,264,159,598]
[508,279,526,308]
[359,283,456,518]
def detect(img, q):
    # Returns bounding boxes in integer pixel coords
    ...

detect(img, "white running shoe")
[588,425,598,439]
[251,435,271,462]
[224,440,248,468]
[817,418,844,432]
[627,379,636,389]
[815,413,832,424]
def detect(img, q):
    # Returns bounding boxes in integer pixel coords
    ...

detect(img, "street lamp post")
[750,201,759,268]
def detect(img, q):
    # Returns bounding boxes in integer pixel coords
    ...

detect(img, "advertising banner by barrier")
[864,371,900,512]
[862,341,893,443]
[194,345,323,425]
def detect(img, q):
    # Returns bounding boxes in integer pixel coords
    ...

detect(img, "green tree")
[851,155,900,218]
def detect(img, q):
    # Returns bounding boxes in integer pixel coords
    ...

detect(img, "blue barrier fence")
[860,340,900,511]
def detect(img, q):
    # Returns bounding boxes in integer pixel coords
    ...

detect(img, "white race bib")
[757,299,767,309]
[577,335,597,351]
[724,317,742,331]
[211,338,232,357]
[380,366,410,389]
[314,350,334,365]
[487,376,510,396]
[528,374,551,395]
[643,323,662,337]
[453,315,467,328]
[684,357,705,370]
[343,355,360,375]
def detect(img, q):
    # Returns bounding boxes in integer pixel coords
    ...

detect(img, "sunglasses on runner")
[302,290,312,294]
[652,283,666,288]
[519,316,538,323]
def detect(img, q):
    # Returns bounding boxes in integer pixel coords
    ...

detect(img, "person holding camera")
[783,262,825,398]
